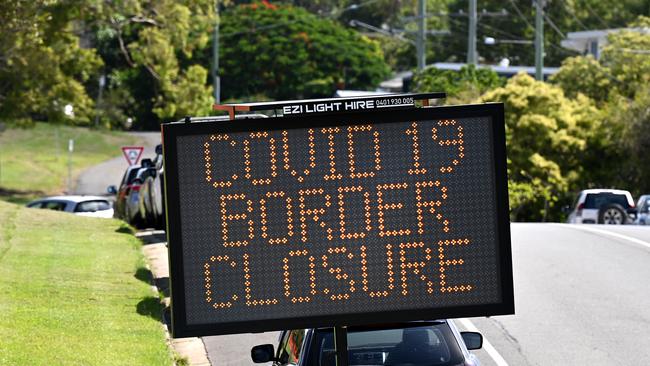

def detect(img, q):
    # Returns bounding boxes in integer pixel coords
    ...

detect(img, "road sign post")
[67,139,74,193]
[121,146,144,166]
[161,93,514,341]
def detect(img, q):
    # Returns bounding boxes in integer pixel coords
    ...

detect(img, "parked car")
[634,194,650,225]
[139,145,165,229]
[26,196,114,218]
[136,114,269,229]
[566,189,636,224]
[251,320,482,366]
[127,164,157,227]
[110,164,141,220]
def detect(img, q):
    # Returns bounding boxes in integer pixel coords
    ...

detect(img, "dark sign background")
[163,103,513,337]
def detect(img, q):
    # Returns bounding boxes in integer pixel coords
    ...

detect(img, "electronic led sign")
[162,103,513,338]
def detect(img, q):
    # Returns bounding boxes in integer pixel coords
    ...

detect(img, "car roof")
[30,195,110,203]
[314,320,447,331]
[580,189,632,195]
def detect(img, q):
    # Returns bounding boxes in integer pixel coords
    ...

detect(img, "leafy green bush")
[412,64,504,104]
[219,2,390,100]
[480,73,603,221]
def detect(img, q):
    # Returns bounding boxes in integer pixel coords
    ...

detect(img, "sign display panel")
[163,103,513,337]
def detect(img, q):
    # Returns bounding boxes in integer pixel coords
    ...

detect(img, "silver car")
[634,194,650,225]
[251,320,482,366]
[26,196,114,219]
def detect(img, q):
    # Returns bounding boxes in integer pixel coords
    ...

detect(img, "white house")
[560,29,621,59]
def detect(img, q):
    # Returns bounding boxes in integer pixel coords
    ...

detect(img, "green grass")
[0,123,137,203]
[0,200,172,365]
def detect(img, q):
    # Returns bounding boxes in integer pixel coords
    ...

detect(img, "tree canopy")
[217,2,390,100]
[411,64,504,103]
[480,73,602,221]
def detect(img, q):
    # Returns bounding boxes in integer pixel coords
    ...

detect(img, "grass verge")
[0,123,137,204]
[0,200,172,365]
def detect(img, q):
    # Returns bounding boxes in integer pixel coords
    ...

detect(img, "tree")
[0,0,102,125]
[217,2,390,100]
[88,0,215,129]
[434,0,649,67]
[550,55,612,103]
[480,73,602,221]
[549,16,650,199]
[600,16,650,99]
[411,64,504,103]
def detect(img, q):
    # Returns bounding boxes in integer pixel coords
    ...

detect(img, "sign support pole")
[67,139,74,194]
[334,325,349,366]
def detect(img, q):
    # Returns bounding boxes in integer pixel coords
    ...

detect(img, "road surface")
[459,223,650,365]
[84,138,650,366]
[73,132,160,195]
[201,223,650,365]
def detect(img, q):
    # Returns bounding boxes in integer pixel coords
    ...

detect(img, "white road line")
[458,318,509,366]
[552,224,650,250]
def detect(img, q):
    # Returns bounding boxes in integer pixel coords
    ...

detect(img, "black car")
[251,320,482,366]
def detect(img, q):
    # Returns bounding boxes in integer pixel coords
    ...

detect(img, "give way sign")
[122,146,144,166]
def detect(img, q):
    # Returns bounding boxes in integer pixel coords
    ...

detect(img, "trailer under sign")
[162,103,514,338]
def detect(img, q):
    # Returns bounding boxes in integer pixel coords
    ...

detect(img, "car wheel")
[598,204,627,225]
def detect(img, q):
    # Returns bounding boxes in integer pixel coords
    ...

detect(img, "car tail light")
[129,184,141,192]
[576,203,584,216]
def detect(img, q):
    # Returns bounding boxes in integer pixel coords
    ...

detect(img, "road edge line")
[458,318,509,366]
[550,223,650,250]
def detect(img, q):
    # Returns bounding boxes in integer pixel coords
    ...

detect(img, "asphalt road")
[79,139,650,365]
[459,223,650,366]
[73,132,161,195]
[201,223,650,365]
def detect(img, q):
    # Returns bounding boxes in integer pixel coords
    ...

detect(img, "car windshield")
[307,323,464,366]
[584,193,630,209]
[41,201,67,211]
[637,196,650,212]
[125,167,140,185]
[74,200,111,213]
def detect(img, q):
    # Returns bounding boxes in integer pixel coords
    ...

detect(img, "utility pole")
[467,0,477,65]
[416,0,426,70]
[534,0,545,81]
[212,0,221,104]
[94,74,106,128]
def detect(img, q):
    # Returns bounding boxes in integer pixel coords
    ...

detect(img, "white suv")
[567,189,636,224]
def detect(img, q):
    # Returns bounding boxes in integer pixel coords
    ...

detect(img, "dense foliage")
[2,1,650,221]
[0,1,102,125]
[411,64,505,103]
[89,0,216,129]
[480,74,602,221]
[217,3,390,100]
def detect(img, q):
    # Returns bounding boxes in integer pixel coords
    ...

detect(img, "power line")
[501,1,578,56]
[558,2,589,31]
[507,0,534,32]
[451,16,578,57]
[543,12,566,39]
[583,2,610,29]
